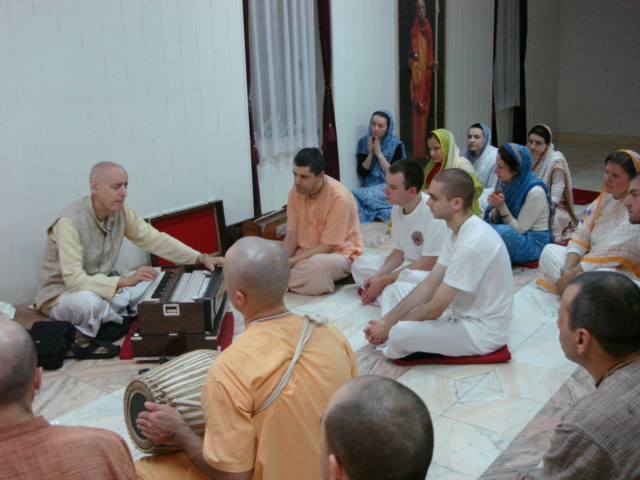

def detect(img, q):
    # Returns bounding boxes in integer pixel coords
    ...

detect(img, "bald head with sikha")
[224,237,291,323]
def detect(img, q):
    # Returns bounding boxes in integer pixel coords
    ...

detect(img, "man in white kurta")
[352,160,448,316]
[365,169,513,358]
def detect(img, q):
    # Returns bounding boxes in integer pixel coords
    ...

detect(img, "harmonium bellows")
[132,265,227,357]
[241,207,287,240]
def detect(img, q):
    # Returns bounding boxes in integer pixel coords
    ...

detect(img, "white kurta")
[352,193,448,314]
[384,215,514,358]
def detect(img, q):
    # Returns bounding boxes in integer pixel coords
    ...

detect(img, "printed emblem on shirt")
[412,231,424,246]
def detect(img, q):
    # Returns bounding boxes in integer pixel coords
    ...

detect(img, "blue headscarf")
[461,123,492,160]
[356,110,406,187]
[484,143,555,227]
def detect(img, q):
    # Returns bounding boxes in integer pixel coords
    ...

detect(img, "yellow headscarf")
[422,129,484,217]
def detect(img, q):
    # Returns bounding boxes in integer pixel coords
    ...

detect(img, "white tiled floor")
[36,139,615,478]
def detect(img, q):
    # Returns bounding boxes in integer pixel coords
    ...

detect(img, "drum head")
[124,381,157,453]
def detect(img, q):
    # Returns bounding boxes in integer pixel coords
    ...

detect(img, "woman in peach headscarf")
[527,124,578,242]
[537,149,640,295]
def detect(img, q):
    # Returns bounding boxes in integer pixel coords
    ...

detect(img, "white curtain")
[493,0,520,111]
[249,0,318,158]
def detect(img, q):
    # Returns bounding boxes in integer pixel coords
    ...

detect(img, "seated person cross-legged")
[284,147,364,295]
[537,149,640,296]
[484,144,554,264]
[527,124,579,242]
[422,129,484,217]
[351,109,406,223]
[32,161,222,337]
[462,122,498,214]
[351,159,448,315]
[135,237,358,480]
[364,169,513,359]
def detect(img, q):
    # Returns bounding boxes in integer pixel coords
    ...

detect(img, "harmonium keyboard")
[241,207,287,240]
[132,265,227,357]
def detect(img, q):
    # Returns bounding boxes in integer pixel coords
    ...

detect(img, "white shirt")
[437,215,514,352]
[390,192,449,262]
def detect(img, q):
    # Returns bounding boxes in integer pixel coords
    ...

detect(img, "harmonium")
[241,206,287,240]
[131,201,231,358]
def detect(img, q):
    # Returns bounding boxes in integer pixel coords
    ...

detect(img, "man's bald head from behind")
[224,237,290,307]
[321,375,434,480]
[0,321,39,408]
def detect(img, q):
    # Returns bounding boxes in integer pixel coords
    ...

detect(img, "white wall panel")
[556,0,640,137]
[525,0,560,133]
[0,0,251,304]
[444,0,495,143]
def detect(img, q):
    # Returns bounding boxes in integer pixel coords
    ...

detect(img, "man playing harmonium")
[32,161,222,337]
[284,147,364,295]
[135,237,358,480]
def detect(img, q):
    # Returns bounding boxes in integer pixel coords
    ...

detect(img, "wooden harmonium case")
[132,265,227,357]
[241,207,287,240]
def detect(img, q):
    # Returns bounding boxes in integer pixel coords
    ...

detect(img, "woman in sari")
[422,128,483,216]
[537,150,640,295]
[527,124,578,242]
[352,110,406,223]
[484,144,554,263]
[462,123,498,213]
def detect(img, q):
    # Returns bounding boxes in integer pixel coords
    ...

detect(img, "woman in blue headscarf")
[352,110,406,223]
[484,143,555,263]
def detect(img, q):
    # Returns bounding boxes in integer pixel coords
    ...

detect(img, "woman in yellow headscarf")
[422,129,483,216]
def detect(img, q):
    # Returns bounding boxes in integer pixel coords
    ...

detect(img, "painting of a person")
[409,0,437,160]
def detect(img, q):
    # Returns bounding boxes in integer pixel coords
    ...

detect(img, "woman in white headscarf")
[462,123,498,213]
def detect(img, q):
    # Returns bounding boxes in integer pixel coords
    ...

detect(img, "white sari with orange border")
[537,148,640,295]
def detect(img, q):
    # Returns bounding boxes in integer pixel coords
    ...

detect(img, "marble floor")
[31,140,620,478]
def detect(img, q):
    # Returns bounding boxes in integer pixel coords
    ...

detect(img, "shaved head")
[224,237,290,308]
[322,375,434,480]
[89,161,126,182]
[0,321,38,407]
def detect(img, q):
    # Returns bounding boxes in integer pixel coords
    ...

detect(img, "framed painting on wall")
[398,0,446,165]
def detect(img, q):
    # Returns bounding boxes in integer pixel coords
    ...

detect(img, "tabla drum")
[124,349,219,454]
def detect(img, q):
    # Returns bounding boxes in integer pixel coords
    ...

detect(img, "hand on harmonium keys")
[199,254,224,272]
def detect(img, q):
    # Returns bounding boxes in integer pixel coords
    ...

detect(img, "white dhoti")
[379,269,430,316]
[382,315,487,359]
[351,254,405,286]
[49,280,151,337]
[352,254,430,315]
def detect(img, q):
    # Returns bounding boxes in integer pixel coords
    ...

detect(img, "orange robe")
[409,17,434,160]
